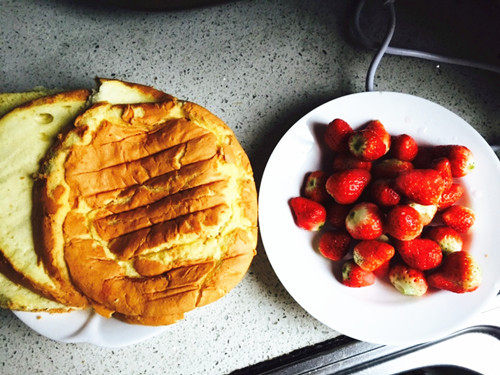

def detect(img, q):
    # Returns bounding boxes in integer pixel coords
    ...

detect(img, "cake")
[0,79,258,325]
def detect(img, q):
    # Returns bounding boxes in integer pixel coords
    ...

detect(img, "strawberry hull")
[348,130,386,161]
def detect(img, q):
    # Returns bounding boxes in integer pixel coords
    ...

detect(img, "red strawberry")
[326,169,371,204]
[442,205,475,233]
[332,153,372,171]
[365,120,390,154]
[371,179,401,206]
[373,260,390,278]
[427,226,463,255]
[372,159,413,179]
[327,203,351,228]
[391,134,418,161]
[395,169,445,205]
[318,231,351,261]
[324,119,353,152]
[303,171,329,203]
[341,260,375,287]
[386,205,423,241]
[432,145,475,177]
[431,158,453,192]
[438,184,464,210]
[396,239,443,271]
[389,263,428,296]
[289,197,326,231]
[345,202,383,240]
[348,130,386,161]
[407,202,437,226]
[428,252,481,293]
[353,240,395,271]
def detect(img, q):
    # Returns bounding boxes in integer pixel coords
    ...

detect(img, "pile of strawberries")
[289,119,481,296]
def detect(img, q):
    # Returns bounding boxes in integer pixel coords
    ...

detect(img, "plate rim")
[12,309,168,347]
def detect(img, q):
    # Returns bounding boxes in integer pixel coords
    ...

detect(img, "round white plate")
[259,91,500,346]
[13,309,167,347]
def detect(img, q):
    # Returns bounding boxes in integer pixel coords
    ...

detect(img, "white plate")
[13,309,167,347]
[259,91,500,346]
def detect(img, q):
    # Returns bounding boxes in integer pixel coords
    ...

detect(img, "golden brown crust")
[37,94,258,325]
[11,89,90,112]
[31,179,89,307]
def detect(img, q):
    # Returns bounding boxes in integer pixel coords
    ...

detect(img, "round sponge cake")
[38,96,257,324]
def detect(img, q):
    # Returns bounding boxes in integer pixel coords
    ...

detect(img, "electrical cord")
[355,0,500,92]
[365,0,396,91]
[357,0,500,154]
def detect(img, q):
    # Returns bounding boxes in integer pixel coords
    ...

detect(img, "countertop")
[0,0,498,374]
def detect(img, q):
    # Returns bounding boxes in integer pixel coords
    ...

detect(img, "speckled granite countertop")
[0,0,498,374]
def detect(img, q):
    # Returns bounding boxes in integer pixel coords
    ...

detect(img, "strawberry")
[365,120,390,154]
[431,158,453,192]
[427,226,463,255]
[318,231,351,261]
[341,260,375,287]
[396,239,442,271]
[289,197,326,231]
[303,171,329,203]
[372,159,413,178]
[389,263,428,296]
[428,252,481,293]
[391,134,418,161]
[407,202,437,226]
[370,179,401,206]
[326,169,371,204]
[324,119,353,152]
[332,153,372,171]
[373,260,390,279]
[327,203,351,228]
[394,169,445,205]
[432,145,475,177]
[442,205,475,233]
[353,240,395,271]
[345,202,383,240]
[348,130,386,161]
[438,183,464,210]
[386,205,423,241]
